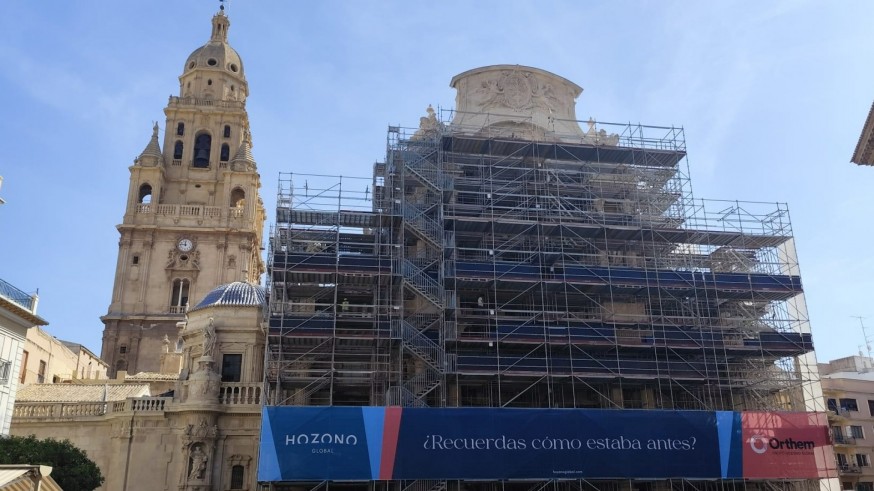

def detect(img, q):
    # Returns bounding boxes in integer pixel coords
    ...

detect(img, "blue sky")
[0,1,872,362]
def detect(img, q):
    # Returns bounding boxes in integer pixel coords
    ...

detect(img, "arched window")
[193,133,211,168]
[231,188,246,207]
[223,125,231,138]
[176,122,185,136]
[174,140,184,160]
[230,465,245,489]
[220,143,230,162]
[171,279,190,310]
[138,184,152,204]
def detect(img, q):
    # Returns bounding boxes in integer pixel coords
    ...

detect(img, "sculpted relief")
[461,68,572,118]
[469,70,566,115]
[450,65,619,145]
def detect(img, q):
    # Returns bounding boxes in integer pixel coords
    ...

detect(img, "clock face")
[178,239,194,252]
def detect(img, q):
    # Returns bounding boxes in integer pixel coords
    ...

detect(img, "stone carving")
[112,421,132,439]
[200,377,219,396]
[185,419,219,439]
[202,317,216,359]
[412,105,440,141]
[227,254,236,269]
[583,118,620,146]
[188,445,208,480]
[450,65,591,141]
[471,69,549,113]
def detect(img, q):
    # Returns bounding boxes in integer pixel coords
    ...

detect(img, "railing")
[14,403,104,419]
[403,369,441,401]
[171,159,182,166]
[13,396,172,420]
[403,152,448,193]
[402,480,447,491]
[0,277,37,312]
[839,464,862,474]
[400,321,445,369]
[833,434,857,445]
[401,259,443,305]
[168,306,187,314]
[437,109,687,152]
[134,204,241,221]
[403,204,442,246]
[130,397,169,412]
[219,383,262,405]
[385,386,427,408]
[168,96,245,110]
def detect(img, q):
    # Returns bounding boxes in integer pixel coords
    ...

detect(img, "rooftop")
[16,383,150,402]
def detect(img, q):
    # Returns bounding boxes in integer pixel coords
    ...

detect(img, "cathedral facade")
[12,10,266,491]
[100,8,265,377]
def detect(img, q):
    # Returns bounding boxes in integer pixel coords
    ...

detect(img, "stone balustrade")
[14,402,106,419]
[167,96,245,110]
[133,203,245,220]
[13,396,173,422]
[129,397,169,412]
[12,386,265,423]
[218,383,262,405]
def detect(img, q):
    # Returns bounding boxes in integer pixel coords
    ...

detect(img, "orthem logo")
[748,435,769,454]
[748,435,815,454]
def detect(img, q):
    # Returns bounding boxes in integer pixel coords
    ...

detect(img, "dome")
[182,12,245,78]
[190,282,264,312]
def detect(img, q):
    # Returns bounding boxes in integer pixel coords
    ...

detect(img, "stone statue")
[189,446,208,480]
[411,105,440,141]
[202,317,216,359]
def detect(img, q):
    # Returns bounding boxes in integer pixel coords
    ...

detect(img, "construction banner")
[258,407,835,482]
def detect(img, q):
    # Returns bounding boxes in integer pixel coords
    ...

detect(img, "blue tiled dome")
[190,282,265,312]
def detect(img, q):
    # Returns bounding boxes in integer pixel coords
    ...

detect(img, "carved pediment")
[165,249,201,280]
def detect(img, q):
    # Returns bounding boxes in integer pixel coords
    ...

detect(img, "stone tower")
[101,10,265,376]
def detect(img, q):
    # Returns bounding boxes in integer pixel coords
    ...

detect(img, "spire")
[231,131,256,171]
[210,8,230,43]
[137,122,164,167]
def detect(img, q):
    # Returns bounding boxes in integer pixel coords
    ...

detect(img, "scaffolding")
[263,112,825,491]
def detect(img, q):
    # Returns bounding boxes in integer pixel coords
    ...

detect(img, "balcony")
[839,464,863,475]
[133,203,248,223]
[218,383,262,405]
[0,277,38,313]
[834,434,858,445]
[167,96,245,110]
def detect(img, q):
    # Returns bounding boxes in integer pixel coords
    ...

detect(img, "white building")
[0,278,47,435]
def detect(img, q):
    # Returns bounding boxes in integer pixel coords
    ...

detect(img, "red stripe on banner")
[379,407,403,479]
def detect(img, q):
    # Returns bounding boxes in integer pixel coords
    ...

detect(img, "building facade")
[20,326,108,385]
[820,356,874,491]
[100,8,265,376]
[0,278,46,436]
[262,65,831,490]
[12,282,265,491]
[12,10,266,491]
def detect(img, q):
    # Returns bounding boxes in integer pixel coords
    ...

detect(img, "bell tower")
[101,9,265,376]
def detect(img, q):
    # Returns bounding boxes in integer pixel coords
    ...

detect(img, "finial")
[219,0,225,11]
[152,121,159,137]
[211,4,230,41]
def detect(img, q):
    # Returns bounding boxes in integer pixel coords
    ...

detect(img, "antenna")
[853,316,873,361]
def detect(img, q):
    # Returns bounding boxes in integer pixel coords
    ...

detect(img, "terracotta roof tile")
[16,384,150,402]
